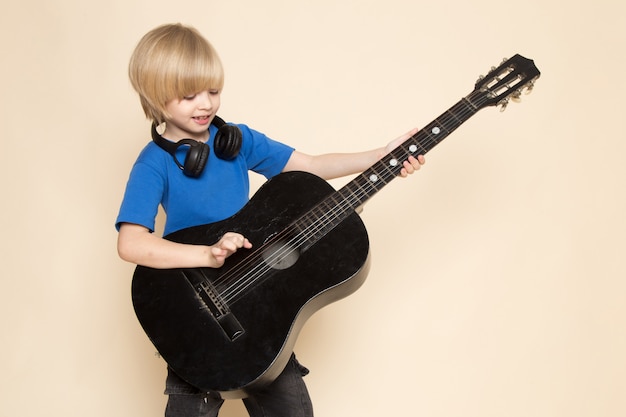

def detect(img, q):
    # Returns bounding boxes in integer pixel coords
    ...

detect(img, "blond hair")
[128,23,224,124]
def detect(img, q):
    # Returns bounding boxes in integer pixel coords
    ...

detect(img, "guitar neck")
[294,89,487,249]
[344,92,484,206]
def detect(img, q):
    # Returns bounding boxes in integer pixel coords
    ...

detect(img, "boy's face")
[163,89,221,142]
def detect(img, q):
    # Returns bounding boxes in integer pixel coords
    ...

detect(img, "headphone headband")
[151,115,241,177]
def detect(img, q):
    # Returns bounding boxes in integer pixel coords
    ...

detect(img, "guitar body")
[131,171,370,397]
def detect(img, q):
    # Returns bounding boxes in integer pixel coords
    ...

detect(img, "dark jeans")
[165,354,313,417]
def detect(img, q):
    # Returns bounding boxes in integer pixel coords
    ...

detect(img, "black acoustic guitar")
[131,54,540,398]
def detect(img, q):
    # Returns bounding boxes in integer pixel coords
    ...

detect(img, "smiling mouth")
[193,115,211,124]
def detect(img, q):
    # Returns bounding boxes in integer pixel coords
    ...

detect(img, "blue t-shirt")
[116,122,294,235]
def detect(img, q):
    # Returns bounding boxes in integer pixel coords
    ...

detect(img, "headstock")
[473,54,540,111]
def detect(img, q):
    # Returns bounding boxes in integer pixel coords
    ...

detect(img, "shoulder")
[223,122,293,177]
[136,140,166,160]
[134,141,170,169]
[126,141,171,184]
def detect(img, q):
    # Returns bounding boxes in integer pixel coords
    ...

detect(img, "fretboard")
[293,89,489,250]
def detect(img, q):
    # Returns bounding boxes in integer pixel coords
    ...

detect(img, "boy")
[116,23,425,417]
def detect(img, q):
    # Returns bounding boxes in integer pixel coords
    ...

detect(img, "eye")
[182,94,196,100]
[209,89,220,95]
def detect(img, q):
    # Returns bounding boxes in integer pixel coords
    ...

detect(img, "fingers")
[219,232,252,252]
[210,232,252,267]
[399,154,426,177]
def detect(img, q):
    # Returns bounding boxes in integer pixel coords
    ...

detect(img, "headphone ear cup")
[214,125,242,160]
[182,142,210,177]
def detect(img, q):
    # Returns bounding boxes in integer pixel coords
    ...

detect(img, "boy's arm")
[117,223,251,269]
[282,128,424,180]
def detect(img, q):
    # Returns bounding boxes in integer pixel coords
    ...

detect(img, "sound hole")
[262,239,300,270]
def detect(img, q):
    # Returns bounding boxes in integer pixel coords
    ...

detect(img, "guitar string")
[212,63,536,304]
[216,91,488,304]
[213,59,535,300]
[215,91,490,304]
[216,96,483,305]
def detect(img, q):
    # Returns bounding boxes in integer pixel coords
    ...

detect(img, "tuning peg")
[510,90,522,103]
[524,80,535,95]
[498,98,509,112]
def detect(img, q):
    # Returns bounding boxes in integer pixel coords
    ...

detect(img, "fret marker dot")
[369,174,379,182]
[389,159,398,167]
[432,126,441,135]
[409,144,418,153]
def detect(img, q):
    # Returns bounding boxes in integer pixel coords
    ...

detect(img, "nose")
[197,91,214,110]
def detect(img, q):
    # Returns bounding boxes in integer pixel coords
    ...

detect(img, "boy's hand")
[210,232,252,267]
[385,128,426,177]
[399,154,426,177]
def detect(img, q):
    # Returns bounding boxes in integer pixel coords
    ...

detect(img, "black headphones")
[151,115,242,177]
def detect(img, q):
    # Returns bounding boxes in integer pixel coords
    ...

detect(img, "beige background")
[1,0,625,416]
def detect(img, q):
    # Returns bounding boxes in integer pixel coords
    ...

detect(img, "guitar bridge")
[182,269,245,341]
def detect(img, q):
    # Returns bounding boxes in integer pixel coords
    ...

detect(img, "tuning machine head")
[524,80,536,95]
[497,98,509,112]
[510,89,522,103]
[472,54,540,109]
